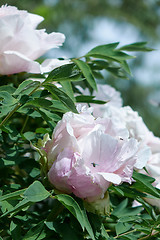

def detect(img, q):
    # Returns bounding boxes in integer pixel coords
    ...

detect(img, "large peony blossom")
[44,106,150,202]
[0,5,65,75]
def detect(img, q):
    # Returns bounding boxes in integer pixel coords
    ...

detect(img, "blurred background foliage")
[1,0,160,135]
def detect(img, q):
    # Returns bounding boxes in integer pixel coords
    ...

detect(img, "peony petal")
[98,172,122,185]
[0,51,40,75]
[134,144,151,169]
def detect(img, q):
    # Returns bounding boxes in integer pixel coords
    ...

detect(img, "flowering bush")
[0,5,160,240]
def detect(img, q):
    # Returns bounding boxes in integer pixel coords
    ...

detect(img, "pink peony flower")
[45,106,150,202]
[77,84,123,117]
[0,5,65,75]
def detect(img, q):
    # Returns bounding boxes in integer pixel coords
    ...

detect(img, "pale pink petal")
[98,172,121,185]
[0,51,40,75]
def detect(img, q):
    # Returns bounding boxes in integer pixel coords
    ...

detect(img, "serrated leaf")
[23,181,50,202]
[73,59,97,90]
[44,83,77,113]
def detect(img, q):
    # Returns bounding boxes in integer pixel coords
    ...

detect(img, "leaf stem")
[114,229,136,239]
[0,103,21,128]
[20,115,29,134]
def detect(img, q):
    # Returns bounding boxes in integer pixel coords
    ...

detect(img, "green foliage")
[0,42,159,240]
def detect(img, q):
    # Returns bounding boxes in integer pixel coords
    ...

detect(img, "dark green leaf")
[118,42,154,52]
[44,63,80,83]
[133,171,160,198]
[44,83,77,113]
[23,221,44,240]
[1,198,30,217]
[136,197,157,220]
[13,79,40,96]
[75,95,106,104]
[10,221,21,240]
[73,59,97,90]
[55,194,85,231]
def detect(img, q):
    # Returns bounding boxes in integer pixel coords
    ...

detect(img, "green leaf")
[0,189,26,202]
[60,80,76,102]
[44,63,80,83]
[73,59,97,90]
[85,43,135,61]
[22,221,44,240]
[75,95,106,104]
[78,202,96,240]
[0,85,15,94]
[118,42,154,52]
[44,83,78,113]
[55,194,85,231]
[23,181,50,202]
[1,198,30,217]
[115,222,132,235]
[111,199,142,218]
[13,79,40,96]
[86,43,119,56]
[120,60,132,75]
[23,131,36,141]
[10,221,21,240]
[133,171,160,198]
[24,98,53,109]
[136,197,157,220]
[0,91,18,106]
